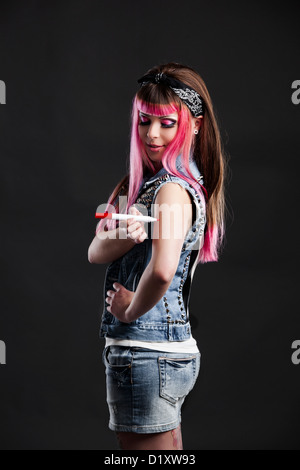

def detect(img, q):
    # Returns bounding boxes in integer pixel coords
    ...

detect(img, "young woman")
[88,62,227,450]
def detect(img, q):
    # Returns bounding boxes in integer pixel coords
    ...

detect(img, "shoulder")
[152,180,193,234]
[153,180,192,206]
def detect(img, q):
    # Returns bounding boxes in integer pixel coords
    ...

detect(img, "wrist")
[124,306,136,323]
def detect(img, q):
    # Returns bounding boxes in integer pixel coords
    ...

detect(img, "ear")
[195,116,203,130]
[192,115,203,133]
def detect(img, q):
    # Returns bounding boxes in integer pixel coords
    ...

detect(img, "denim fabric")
[103,345,201,433]
[100,154,206,342]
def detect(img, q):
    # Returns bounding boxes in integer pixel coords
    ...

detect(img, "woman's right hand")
[126,206,148,244]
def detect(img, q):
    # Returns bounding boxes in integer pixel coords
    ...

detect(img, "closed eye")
[138,119,177,128]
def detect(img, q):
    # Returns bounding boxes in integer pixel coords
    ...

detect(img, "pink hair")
[97,96,221,264]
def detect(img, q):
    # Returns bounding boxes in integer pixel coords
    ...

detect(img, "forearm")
[88,227,136,264]
[125,261,172,322]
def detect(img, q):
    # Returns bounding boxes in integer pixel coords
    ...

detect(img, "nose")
[147,121,160,140]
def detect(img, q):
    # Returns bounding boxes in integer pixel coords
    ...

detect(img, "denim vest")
[100,155,206,342]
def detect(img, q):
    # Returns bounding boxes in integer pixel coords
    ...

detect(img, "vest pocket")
[158,356,199,405]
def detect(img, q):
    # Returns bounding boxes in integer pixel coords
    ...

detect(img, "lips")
[146,143,164,149]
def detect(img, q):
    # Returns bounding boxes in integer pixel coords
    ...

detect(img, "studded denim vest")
[100,155,206,342]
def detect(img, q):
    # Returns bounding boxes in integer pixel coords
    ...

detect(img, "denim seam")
[109,417,180,430]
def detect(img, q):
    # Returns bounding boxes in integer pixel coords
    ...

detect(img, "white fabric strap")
[105,335,199,354]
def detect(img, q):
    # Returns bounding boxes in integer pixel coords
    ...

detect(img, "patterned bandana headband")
[137,72,204,117]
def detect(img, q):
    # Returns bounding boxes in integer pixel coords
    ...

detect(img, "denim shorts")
[102,346,201,434]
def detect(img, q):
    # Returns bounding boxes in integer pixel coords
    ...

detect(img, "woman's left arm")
[106,183,193,323]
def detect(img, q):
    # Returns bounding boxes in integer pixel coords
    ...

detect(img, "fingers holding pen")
[127,207,148,243]
[127,219,141,233]
[127,219,147,243]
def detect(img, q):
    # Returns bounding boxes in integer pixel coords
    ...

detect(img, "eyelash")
[138,119,176,128]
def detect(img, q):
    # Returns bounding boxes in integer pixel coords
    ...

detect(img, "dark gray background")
[0,0,299,450]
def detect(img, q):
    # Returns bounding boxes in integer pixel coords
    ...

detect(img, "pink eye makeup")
[161,119,176,127]
[139,115,149,124]
[138,114,177,128]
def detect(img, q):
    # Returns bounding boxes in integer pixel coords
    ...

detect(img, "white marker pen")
[95,212,158,222]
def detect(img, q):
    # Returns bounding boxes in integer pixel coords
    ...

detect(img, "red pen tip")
[95,211,109,218]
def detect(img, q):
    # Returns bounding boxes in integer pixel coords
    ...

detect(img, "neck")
[153,161,163,172]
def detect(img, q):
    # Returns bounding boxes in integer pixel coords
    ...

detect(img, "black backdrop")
[0,0,299,450]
